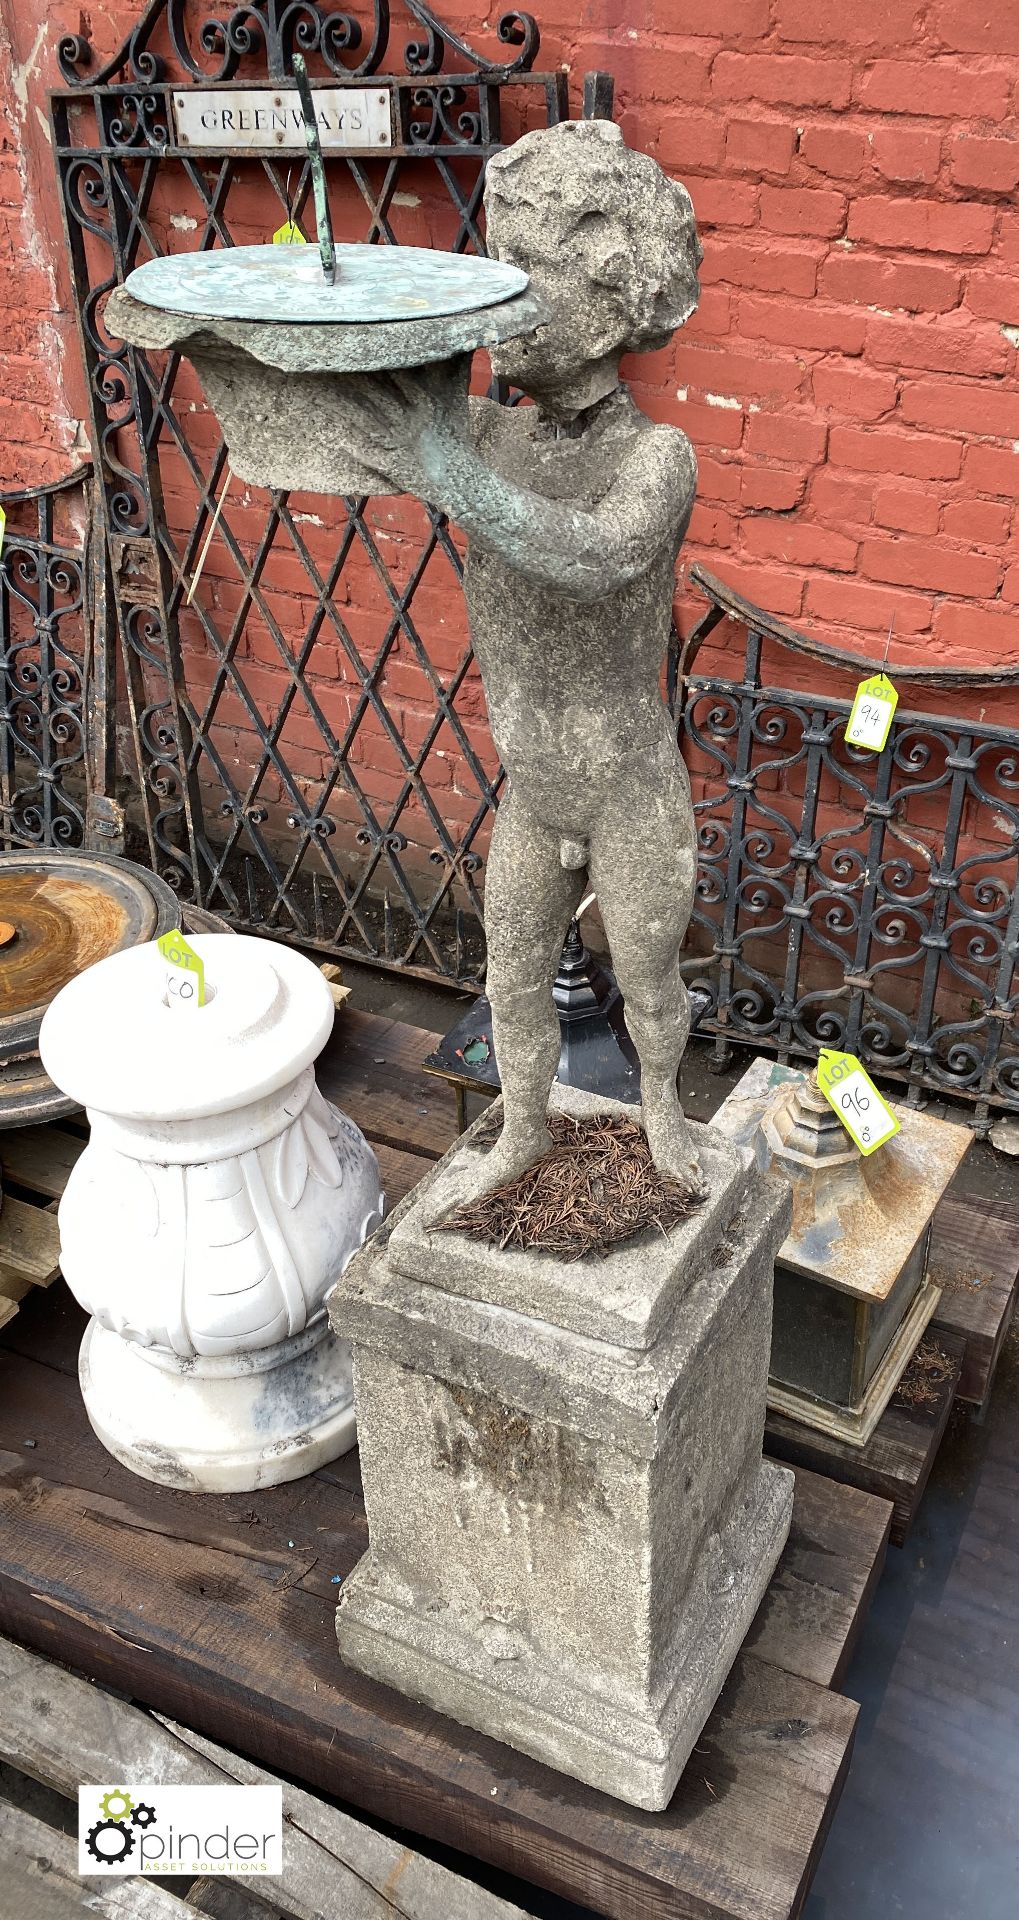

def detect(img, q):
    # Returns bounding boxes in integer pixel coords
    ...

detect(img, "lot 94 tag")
[816,1049,899,1156]
[157,928,205,1010]
[272,219,306,245]
[845,672,897,752]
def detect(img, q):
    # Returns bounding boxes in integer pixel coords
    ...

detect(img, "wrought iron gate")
[52,0,577,984]
[0,469,99,853]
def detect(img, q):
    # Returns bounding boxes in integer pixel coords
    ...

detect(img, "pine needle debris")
[441,1111,700,1261]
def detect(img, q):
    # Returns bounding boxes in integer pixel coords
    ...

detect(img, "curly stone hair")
[485,118,702,354]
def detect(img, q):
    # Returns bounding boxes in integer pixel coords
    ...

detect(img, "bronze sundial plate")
[0,850,179,1126]
[125,243,529,325]
[107,246,550,375]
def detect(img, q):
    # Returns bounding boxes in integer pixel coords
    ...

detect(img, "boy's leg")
[589,736,707,1200]
[423,786,584,1219]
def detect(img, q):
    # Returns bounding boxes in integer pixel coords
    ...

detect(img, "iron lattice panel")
[52,0,567,985]
[0,473,92,853]
[678,613,1019,1131]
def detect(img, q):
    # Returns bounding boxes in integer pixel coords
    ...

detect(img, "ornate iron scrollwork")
[0,473,92,853]
[678,566,1019,1131]
[59,0,540,86]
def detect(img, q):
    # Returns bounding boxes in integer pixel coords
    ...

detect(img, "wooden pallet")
[0,1266,890,1920]
[0,1633,526,1920]
[0,1003,1001,1913]
[0,1011,897,1920]
[0,1124,78,1330]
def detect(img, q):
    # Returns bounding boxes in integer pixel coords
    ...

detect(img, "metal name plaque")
[173,87,393,151]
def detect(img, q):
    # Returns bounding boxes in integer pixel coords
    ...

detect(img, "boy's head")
[484,119,701,400]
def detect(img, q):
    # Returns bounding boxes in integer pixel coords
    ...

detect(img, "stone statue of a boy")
[345,118,705,1210]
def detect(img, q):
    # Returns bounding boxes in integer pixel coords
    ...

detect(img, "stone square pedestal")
[331,1089,794,1811]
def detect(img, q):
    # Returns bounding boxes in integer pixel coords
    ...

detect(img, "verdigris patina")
[332,117,706,1210]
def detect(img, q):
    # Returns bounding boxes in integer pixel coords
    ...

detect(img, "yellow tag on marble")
[272,219,306,245]
[816,1049,899,1156]
[157,928,206,1010]
[845,672,898,752]
[0,506,6,557]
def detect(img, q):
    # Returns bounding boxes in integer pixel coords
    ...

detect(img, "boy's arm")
[426,419,696,603]
[338,364,696,603]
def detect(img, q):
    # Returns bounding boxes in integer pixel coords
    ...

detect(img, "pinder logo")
[78,1784,283,1876]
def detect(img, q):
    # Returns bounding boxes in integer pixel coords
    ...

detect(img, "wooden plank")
[0,1273,81,1374]
[0,1194,60,1284]
[0,1263,37,1303]
[929,1193,1019,1410]
[766,1329,965,1548]
[159,1714,529,1920]
[0,1125,84,1201]
[373,1140,433,1210]
[747,1464,891,1689]
[0,1340,867,1920]
[0,1635,526,1920]
[187,1886,283,1920]
[317,1011,456,1162]
[0,1801,195,1920]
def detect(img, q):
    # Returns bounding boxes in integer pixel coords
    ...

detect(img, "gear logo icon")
[130,1803,156,1829]
[86,1818,136,1865]
[99,1789,134,1823]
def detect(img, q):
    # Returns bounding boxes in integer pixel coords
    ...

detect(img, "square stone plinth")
[331,1093,794,1811]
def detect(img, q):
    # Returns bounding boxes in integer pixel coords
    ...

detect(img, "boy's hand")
[332,354,472,501]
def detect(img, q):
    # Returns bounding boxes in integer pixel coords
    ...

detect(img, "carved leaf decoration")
[303,1108,344,1191]
[125,1151,161,1241]
[306,1082,340,1139]
[276,1120,310,1211]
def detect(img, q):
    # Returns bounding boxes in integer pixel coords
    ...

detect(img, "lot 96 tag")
[816,1049,899,1156]
[845,672,898,752]
[157,928,205,1010]
[272,219,306,245]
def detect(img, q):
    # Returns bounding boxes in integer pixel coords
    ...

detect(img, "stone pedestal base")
[339,1453,789,1809]
[332,1088,794,1812]
[80,1315,356,1493]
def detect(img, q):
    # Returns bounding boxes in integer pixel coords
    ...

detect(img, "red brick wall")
[3,0,1019,781]
[0,7,86,486]
[589,8,1019,679]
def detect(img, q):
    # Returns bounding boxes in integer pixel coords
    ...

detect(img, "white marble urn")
[39,933,384,1492]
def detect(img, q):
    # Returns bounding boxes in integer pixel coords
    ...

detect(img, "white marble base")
[40,935,385,1494]
[80,1315,357,1493]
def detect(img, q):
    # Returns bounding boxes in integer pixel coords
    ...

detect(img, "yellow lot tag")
[157,928,205,1010]
[272,219,306,245]
[817,1049,899,1156]
[0,506,6,557]
[846,672,898,752]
